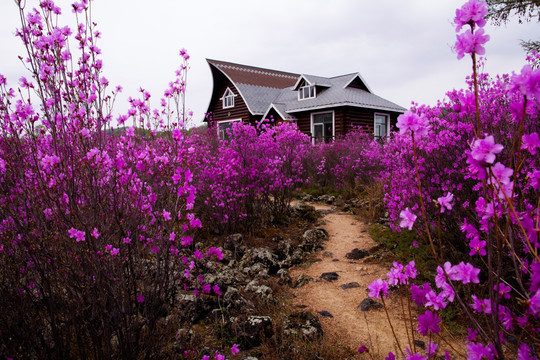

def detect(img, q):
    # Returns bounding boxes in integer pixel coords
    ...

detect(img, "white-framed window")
[374,113,390,141]
[298,85,316,100]
[217,119,241,140]
[221,88,235,109]
[311,111,334,144]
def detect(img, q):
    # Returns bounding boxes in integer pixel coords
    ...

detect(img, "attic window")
[221,88,235,109]
[298,85,315,100]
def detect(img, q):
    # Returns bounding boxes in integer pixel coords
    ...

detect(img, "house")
[204,59,406,142]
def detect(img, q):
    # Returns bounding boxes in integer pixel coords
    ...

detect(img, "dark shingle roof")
[207,59,406,117]
[207,59,298,89]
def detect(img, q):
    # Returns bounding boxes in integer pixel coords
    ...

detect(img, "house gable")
[343,73,371,93]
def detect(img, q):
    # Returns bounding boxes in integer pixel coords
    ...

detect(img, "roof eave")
[286,102,406,114]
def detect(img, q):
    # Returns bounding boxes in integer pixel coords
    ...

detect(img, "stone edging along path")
[289,203,455,358]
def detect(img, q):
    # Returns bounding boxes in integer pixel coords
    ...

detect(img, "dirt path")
[290,204,434,359]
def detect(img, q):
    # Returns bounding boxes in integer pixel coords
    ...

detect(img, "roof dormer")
[220,87,236,109]
[293,75,331,101]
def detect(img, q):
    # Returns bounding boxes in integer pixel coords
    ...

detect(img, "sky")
[0,0,538,127]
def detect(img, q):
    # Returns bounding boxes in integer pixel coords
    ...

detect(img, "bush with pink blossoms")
[186,120,311,234]
[366,1,540,358]
[0,2,221,358]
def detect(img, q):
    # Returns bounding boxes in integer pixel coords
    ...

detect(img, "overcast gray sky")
[1,0,538,127]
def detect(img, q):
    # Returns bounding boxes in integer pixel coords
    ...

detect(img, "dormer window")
[298,85,316,100]
[221,88,235,109]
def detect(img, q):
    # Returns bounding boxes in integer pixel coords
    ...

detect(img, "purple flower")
[417,310,441,336]
[529,289,540,316]
[358,345,368,353]
[489,162,513,186]
[494,283,511,299]
[410,283,431,306]
[454,0,488,31]
[471,135,503,164]
[455,28,490,60]
[399,207,417,230]
[471,295,492,314]
[396,111,430,136]
[518,343,537,360]
[522,132,540,155]
[110,248,119,256]
[68,228,85,242]
[437,192,454,213]
[512,65,540,99]
[231,343,240,355]
[469,238,487,256]
[368,278,389,298]
[466,342,495,360]
[385,353,396,360]
[425,290,448,310]
[137,293,144,303]
[449,262,481,284]
[405,347,427,360]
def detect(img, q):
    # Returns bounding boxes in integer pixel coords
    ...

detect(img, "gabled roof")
[206,59,406,119]
[207,59,299,89]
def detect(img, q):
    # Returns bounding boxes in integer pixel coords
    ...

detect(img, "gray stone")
[294,273,313,288]
[301,228,328,252]
[276,268,292,286]
[245,280,274,303]
[358,298,383,311]
[341,282,360,290]
[232,315,274,349]
[318,310,333,318]
[345,248,369,260]
[223,287,254,313]
[249,247,279,273]
[283,311,323,341]
[320,272,339,282]
[291,201,319,221]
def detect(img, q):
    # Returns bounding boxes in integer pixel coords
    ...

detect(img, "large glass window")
[374,114,389,141]
[312,112,333,143]
[298,85,316,100]
[217,119,240,140]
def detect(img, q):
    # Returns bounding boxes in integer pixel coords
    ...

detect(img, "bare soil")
[289,203,464,359]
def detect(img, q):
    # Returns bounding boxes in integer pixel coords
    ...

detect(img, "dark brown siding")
[293,106,402,140]
[206,66,251,126]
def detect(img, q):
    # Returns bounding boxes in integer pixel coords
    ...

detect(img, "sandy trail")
[290,203,449,359]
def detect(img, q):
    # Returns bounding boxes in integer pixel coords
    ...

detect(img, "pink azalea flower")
[455,28,490,60]
[469,238,487,256]
[528,289,540,316]
[471,135,503,164]
[521,132,540,155]
[68,228,85,242]
[358,345,368,353]
[368,278,389,298]
[162,209,171,221]
[91,228,100,239]
[437,192,454,213]
[512,65,540,99]
[417,310,441,336]
[399,207,417,230]
[396,111,429,136]
[518,343,537,360]
[466,342,495,360]
[137,293,144,303]
[230,343,240,355]
[110,248,119,256]
[454,0,488,31]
